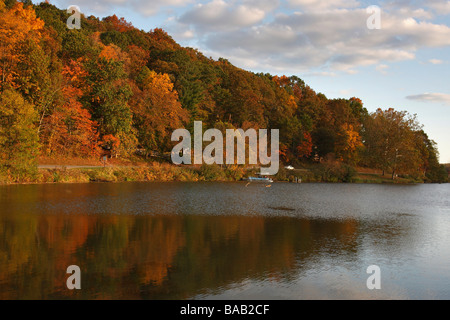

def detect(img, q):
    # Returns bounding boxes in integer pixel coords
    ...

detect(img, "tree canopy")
[0,0,445,182]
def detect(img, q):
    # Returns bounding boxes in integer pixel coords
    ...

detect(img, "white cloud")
[179,0,268,31]
[178,29,195,39]
[376,64,389,74]
[426,0,450,15]
[383,0,450,17]
[287,0,360,12]
[305,71,338,77]
[429,59,444,64]
[190,6,450,74]
[406,93,450,105]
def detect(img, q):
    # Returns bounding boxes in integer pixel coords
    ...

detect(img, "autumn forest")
[0,0,448,183]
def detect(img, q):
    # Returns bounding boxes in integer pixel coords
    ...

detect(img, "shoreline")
[0,164,431,186]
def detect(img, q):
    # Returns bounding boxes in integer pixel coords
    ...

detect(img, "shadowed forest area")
[0,0,448,184]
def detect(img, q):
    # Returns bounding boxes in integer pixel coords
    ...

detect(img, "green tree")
[62,30,97,60]
[100,30,130,50]
[85,57,133,137]
[312,127,336,159]
[0,90,39,181]
[416,130,448,183]
[363,108,422,179]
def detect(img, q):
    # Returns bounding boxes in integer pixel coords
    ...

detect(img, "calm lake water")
[0,181,449,299]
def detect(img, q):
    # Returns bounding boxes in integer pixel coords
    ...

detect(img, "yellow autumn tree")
[130,70,189,154]
[339,123,363,163]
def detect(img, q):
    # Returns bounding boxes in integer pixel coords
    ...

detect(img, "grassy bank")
[0,161,431,185]
[275,163,424,184]
[2,155,446,185]
[1,163,251,185]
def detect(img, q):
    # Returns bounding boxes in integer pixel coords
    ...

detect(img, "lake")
[0,181,449,299]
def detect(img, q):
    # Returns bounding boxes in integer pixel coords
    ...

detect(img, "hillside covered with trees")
[0,0,447,183]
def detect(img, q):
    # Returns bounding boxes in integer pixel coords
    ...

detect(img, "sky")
[48,0,450,163]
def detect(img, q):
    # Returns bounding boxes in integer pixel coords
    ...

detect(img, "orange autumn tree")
[125,45,149,80]
[0,1,44,90]
[99,43,129,64]
[41,59,101,158]
[272,75,291,88]
[131,70,189,155]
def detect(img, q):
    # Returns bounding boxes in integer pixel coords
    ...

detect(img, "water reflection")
[0,182,449,299]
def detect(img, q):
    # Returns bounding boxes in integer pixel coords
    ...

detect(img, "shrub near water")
[224,165,246,181]
[312,161,356,183]
[198,164,225,181]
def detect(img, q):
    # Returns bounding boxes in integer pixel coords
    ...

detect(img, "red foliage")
[41,60,100,158]
[103,15,134,32]
[296,132,313,158]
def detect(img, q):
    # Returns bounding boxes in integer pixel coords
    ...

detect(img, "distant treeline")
[0,0,447,183]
